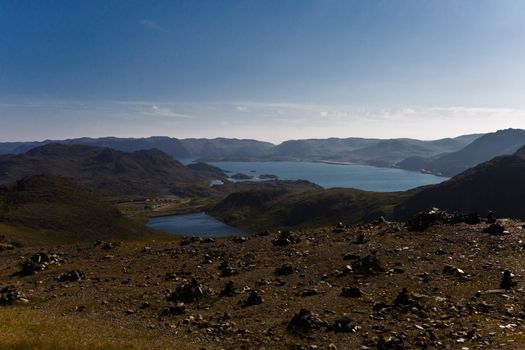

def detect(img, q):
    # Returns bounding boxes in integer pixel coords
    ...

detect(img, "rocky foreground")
[1,211,525,349]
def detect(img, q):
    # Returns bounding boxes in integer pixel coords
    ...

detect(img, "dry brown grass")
[0,306,193,350]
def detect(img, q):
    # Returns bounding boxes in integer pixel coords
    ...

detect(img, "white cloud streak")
[138,20,167,33]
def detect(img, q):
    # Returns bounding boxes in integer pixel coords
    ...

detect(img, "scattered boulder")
[393,288,426,312]
[220,281,237,297]
[167,279,212,303]
[0,286,28,306]
[500,269,517,290]
[352,255,385,276]
[274,264,295,276]
[487,210,496,224]
[442,265,465,277]
[407,208,451,231]
[18,253,64,276]
[451,212,480,225]
[243,290,263,307]
[483,223,508,235]
[219,261,238,277]
[377,335,405,350]
[202,254,213,264]
[326,316,357,333]
[300,289,319,297]
[343,253,359,261]
[273,231,300,246]
[340,286,363,298]
[161,303,186,316]
[286,308,326,333]
[57,269,85,282]
[94,241,119,250]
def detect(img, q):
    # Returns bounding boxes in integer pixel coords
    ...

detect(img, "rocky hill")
[0,175,157,245]
[0,144,221,197]
[210,186,406,231]
[394,146,525,220]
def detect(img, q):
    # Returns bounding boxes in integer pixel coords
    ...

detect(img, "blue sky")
[1,0,524,142]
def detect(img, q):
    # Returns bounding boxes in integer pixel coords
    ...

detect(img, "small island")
[230,172,253,180]
[259,174,278,180]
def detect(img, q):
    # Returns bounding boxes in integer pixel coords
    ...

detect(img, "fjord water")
[147,212,244,237]
[151,161,447,237]
[209,161,447,192]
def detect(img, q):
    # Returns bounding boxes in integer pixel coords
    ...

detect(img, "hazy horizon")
[1,1,525,143]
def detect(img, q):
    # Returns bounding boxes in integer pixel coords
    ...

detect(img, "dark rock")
[19,253,64,276]
[94,241,118,250]
[164,272,178,281]
[220,280,237,297]
[162,303,186,316]
[219,261,238,277]
[0,285,27,306]
[273,231,300,246]
[202,254,213,264]
[374,216,388,225]
[407,208,452,231]
[442,265,465,277]
[243,291,263,307]
[393,288,425,312]
[483,223,508,235]
[326,316,357,333]
[167,278,212,303]
[340,286,363,298]
[286,308,326,333]
[487,210,496,224]
[354,233,366,244]
[300,289,319,297]
[500,269,517,289]
[274,264,295,276]
[57,269,85,282]
[343,253,359,260]
[475,302,492,313]
[373,302,390,312]
[232,236,248,243]
[377,335,405,350]
[352,255,385,276]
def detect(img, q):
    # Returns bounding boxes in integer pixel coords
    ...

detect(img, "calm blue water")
[208,161,447,192]
[147,212,244,237]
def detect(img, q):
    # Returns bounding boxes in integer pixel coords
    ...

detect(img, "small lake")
[147,212,244,237]
[208,161,447,192]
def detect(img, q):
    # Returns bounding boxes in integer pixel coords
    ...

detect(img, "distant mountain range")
[0,137,275,160]
[0,144,225,197]
[4,131,521,176]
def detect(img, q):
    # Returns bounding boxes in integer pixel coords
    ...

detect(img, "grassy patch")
[0,307,191,350]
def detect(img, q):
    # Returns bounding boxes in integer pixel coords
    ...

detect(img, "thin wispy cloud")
[138,19,167,33]
[144,105,195,119]
[2,99,525,142]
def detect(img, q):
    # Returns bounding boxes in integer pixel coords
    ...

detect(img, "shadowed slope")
[0,175,157,245]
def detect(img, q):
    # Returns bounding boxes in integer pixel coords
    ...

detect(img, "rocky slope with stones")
[1,211,525,348]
